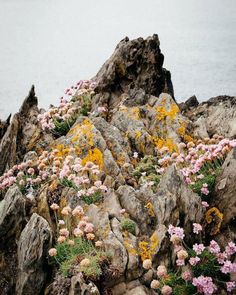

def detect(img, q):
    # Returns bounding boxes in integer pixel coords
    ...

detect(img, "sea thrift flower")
[57,236,66,244]
[226,281,236,292]
[201,183,209,195]
[73,228,84,237]
[168,225,185,239]
[192,276,217,295]
[80,258,90,267]
[67,239,75,246]
[59,228,69,237]
[202,201,209,208]
[189,256,200,266]
[150,280,160,289]
[61,206,72,216]
[142,259,152,270]
[86,233,95,240]
[72,206,84,217]
[193,223,203,234]
[58,220,65,226]
[181,270,192,281]
[84,223,94,233]
[157,265,167,278]
[161,285,172,295]
[50,203,60,211]
[170,234,182,245]
[95,241,103,247]
[120,209,126,214]
[177,249,188,260]
[221,261,236,274]
[48,248,57,256]
[193,243,205,255]
[225,242,236,256]
[176,259,185,266]
[209,240,220,254]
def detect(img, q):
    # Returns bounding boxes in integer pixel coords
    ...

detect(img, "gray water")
[0,0,236,119]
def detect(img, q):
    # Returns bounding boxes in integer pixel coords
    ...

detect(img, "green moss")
[121,218,136,235]
[191,174,217,200]
[82,191,103,205]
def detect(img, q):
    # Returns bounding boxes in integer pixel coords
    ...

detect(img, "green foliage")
[190,249,221,278]
[72,93,92,116]
[53,116,77,137]
[161,273,197,295]
[191,172,218,200]
[53,237,107,278]
[121,218,136,235]
[81,191,102,205]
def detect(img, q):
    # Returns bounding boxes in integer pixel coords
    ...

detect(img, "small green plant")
[121,218,136,235]
[53,237,106,278]
[81,191,103,205]
[188,249,221,278]
[191,173,217,200]
[53,116,77,137]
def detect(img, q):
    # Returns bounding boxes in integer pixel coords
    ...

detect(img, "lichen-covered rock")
[69,274,100,295]
[16,213,52,295]
[183,95,236,138]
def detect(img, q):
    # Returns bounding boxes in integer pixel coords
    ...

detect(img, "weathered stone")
[16,213,52,295]
[87,204,128,276]
[214,147,236,225]
[0,114,11,140]
[0,185,25,239]
[93,35,174,111]
[69,274,100,295]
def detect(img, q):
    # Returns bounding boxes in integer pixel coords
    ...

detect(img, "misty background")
[0,0,235,119]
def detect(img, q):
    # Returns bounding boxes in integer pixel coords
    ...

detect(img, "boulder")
[16,213,52,295]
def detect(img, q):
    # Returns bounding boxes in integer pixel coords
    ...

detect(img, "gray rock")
[16,213,52,295]
[0,185,26,238]
[214,147,236,225]
[69,274,100,295]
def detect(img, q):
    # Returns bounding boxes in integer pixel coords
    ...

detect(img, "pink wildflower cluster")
[157,137,236,196]
[0,149,107,200]
[192,276,217,295]
[38,80,96,130]
[49,203,102,256]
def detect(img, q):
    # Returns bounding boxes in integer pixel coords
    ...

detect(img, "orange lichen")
[138,241,151,261]
[205,207,224,235]
[135,130,142,140]
[54,144,71,158]
[152,137,178,153]
[156,103,179,121]
[81,148,103,169]
[145,202,156,218]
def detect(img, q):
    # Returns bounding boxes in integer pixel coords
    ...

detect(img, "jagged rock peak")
[93,34,174,110]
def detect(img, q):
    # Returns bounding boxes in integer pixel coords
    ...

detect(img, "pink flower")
[59,228,69,237]
[193,223,203,234]
[216,252,228,264]
[168,225,185,240]
[225,242,236,256]
[220,261,236,274]
[48,248,57,256]
[192,276,217,295]
[157,265,167,278]
[201,184,209,195]
[97,106,107,113]
[84,223,94,233]
[50,203,59,211]
[73,228,84,237]
[181,271,192,281]
[193,243,205,255]
[161,285,172,295]
[209,240,220,254]
[176,259,185,266]
[226,281,236,292]
[189,256,200,266]
[133,152,138,159]
[201,201,209,208]
[120,209,126,214]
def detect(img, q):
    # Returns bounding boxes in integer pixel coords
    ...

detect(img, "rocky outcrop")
[0,35,236,295]
[92,35,174,111]
[16,213,52,295]
[182,95,236,138]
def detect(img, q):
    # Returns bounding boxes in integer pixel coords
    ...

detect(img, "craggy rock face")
[0,35,236,295]
[92,34,174,110]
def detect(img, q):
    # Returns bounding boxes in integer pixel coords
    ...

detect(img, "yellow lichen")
[205,207,223,235]
[81,148,104,169]
[145,202,156,218]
